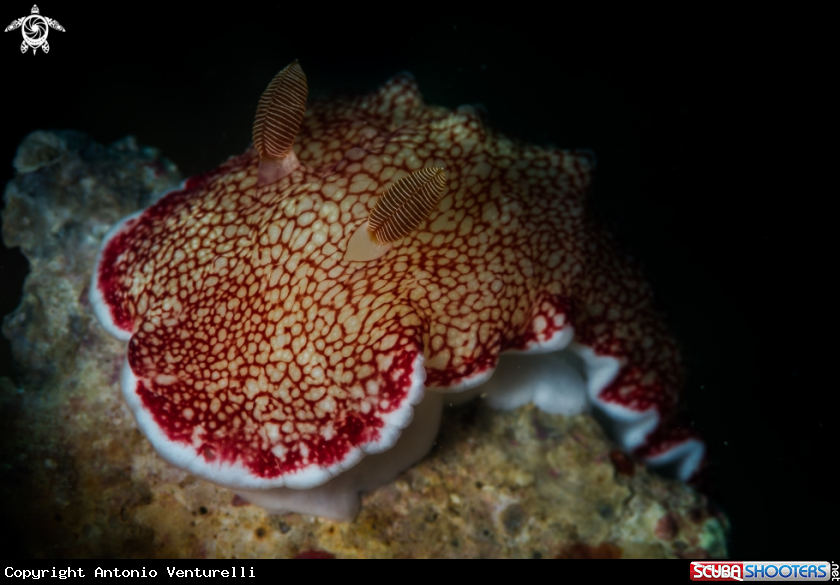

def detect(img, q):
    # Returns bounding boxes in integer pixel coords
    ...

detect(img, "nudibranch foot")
[233,391,443,521]
[471,345,705,482]
[479,351,590,416]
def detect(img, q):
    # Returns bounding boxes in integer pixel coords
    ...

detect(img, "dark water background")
[0,7,832,559]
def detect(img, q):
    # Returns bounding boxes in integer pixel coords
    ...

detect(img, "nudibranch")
[90,61,705,520]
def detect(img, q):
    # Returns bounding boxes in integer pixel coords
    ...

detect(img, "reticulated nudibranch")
[90,61,705,520]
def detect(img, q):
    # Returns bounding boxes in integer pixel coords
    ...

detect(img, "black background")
[0,6,832,559]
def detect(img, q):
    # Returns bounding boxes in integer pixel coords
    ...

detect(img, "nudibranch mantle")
[91,65,704,519]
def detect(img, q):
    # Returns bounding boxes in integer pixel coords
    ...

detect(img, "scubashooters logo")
[4,5,64,54]
[690,561,834,581]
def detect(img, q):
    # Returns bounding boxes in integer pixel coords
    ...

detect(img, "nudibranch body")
[90,62,705,520]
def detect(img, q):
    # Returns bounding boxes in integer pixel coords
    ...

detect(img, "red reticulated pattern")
[95,73,689,479]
